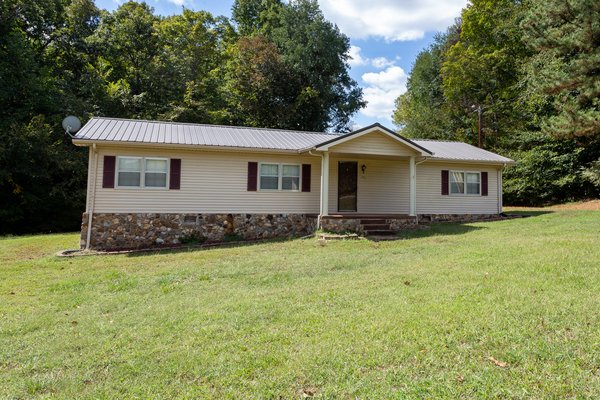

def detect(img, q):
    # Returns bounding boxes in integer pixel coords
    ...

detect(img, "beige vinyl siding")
[327,157,410,214]
[92,145,321,214]
[416,161,501,214]
[328,132,418,157]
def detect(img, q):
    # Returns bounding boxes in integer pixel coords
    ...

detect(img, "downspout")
[413,156,429,224]
[85,143,98,250]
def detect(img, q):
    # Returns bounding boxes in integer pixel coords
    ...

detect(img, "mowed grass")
[1,211,599,398]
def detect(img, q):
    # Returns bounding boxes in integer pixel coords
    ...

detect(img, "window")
[260,164,279,190]
[282,165,300,190]
[259,163,301,191]
[450,171,480,195]
[117,156,168,188]
[145,158,168,188]
[117,157,142,187]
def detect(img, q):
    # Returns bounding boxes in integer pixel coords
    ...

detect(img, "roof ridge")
[89,116,340,137]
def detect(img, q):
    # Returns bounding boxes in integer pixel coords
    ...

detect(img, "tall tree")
[224,35,298,128]
[393,27,460,139]
[88,1,160,117]
[231,0,364,131]
[521,0,599,139]
[441,0,530,147]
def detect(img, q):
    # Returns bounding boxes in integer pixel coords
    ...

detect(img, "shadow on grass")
[392,223,487,241]
[124,236,298,257]
[504,210,553,217]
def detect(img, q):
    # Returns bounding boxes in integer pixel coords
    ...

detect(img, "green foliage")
[581,159,600,188]
[393,30,459,139]
[1,0,362,234]
[521,0,600,139]
[394,0,599,205]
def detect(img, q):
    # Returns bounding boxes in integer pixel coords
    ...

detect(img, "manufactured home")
[72,118,514,250]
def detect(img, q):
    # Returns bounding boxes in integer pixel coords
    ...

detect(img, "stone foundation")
[81,213,318,250]
[417,213,502,223]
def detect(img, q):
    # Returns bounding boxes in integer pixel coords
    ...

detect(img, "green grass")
[1,210,599,398]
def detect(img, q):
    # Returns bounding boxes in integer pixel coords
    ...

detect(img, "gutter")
[85,143,98,250]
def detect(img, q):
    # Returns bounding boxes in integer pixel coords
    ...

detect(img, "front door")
[338,161,357,212]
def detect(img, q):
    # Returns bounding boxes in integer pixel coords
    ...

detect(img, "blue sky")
[96,0,468,128]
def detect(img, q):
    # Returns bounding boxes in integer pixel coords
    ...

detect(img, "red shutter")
[301,164,311,192]
[247,162,258,191]
[441,170,449,195]
[102,156,116,188]
[481,171,488,196]
[169,159,181,190]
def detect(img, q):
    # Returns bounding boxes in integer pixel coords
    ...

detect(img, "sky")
[96,0,468,129]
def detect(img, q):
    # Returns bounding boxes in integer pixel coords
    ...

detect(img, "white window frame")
[449,170,481,196]
[115,156,169,190]
[258,162,301,192]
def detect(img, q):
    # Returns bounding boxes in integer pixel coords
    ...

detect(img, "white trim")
[320,152,330,218]
[498,167,503,213]
[314,126,428,155]
[449,170,481,196]
[409,156,416,216]
[257,162,301,192]
[115,156,169,189]
[85,144,98,250]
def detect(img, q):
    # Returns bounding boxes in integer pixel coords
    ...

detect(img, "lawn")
[1,210,599,398]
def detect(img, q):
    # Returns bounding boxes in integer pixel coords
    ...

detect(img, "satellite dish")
[62,116,82,134]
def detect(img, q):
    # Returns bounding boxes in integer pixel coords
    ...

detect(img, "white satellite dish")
[62,116,82,134]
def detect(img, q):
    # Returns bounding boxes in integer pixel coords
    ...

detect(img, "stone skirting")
[81,213,318,250]
[417,213,503,223]
[80,212,503,250]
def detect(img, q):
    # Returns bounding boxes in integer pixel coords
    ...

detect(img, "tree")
[224,36,298,128]
[393,28,460,139]
[88,1,160,117]
[0,0,91,234]
[521,0,600,139]
[232,0,283,37]
[441,0,530,148]
[269,0,365,131]
[154,10,234,123]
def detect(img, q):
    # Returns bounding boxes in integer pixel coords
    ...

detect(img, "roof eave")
[71,138,302,154]
[425,157,516,165]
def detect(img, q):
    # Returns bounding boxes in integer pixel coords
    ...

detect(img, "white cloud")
[319,0,467,41]
[348,46,396,70]
[371,57,395,69]
[360,66,407,120]
[168,0,187,5]
[348,45,368,67]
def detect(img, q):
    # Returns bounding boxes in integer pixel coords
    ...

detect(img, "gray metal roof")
[73,117,513,163]
[412,140,514,163]
[74,117,334,151]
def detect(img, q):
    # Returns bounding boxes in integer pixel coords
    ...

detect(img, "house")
[72,117,514,250]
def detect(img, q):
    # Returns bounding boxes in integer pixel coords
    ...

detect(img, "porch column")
[320,152,330,219]
[409,156,416,216]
